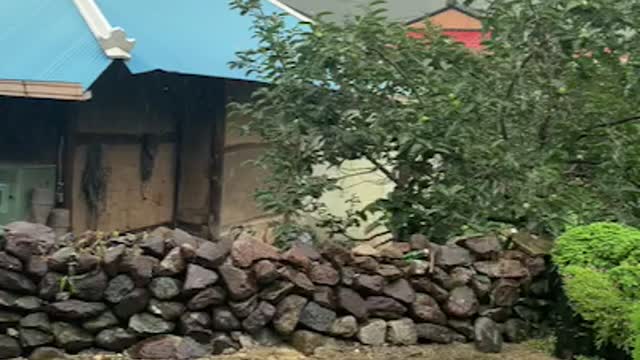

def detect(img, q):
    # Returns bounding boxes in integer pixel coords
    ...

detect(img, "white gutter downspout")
[73,0,136,60]
[266,0,313,23]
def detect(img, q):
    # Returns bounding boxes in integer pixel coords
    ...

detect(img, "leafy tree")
[229,0,640,242]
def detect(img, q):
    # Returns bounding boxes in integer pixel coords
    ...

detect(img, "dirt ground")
[214,344,556,360]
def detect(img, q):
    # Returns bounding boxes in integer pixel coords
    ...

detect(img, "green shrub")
[553,223,640,357]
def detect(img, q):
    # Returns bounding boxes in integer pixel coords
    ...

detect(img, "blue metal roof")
[0,0,297,89]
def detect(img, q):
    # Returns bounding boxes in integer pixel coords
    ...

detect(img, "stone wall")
[0,222,551,359]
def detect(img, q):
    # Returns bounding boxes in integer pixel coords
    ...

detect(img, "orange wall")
[410,8,482,31]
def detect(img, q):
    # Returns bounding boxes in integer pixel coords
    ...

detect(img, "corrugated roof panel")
[100,0,298,81]
[0,0,111,88]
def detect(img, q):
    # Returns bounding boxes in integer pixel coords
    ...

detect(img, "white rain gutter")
[266,0,313,23]
[73,0,136,60]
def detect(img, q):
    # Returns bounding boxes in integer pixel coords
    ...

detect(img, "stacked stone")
[0,222,551,359]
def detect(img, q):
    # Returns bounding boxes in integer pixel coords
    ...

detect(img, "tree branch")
[368,47,428,108]
[584,115,640,132]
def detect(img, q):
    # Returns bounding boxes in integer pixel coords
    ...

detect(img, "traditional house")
[0,0,305,238]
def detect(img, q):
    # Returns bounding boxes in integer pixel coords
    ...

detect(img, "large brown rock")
[383,279,416,304]
[435,245,473,267]
[377,264,403,279]
[336,287,368,320]
[416,323,466,344]
[319,243,352,267]
[463,235,502,257]
[219,263,257,300]
[366,296,407,320]
[126,255,158,286]
[128,335,209,359]
[491,279,521,307]
[412,293,447,325]
[299,302,336,333]
[282,246,312,270]
[310,264,339,286]
[280,268,315,294]
[474,260,529,278]
[4,222,55,260]
[47,300,106,320]
[353,274,384,294]
[273,295,308,335]
[183,264,219,293]
[231,238,280,268]
[313,286,336,309]
[449,267,475,287]
[139,236,166,258]
[445,287,479,318]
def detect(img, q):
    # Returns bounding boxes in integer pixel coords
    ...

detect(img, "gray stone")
[20,328,53,348]
[4,222,55,260]
[253,260,279,285]
[450,267,475,287]
[187,287,226,310]
[47,247,75,272]
[179,312,212,343]
[259,281,294,303]
[529,279,550,297]
[479,307,512,322]
[82,311,119,333]
[431,267,456,290]
[387,318,418,345]
[409,234,431,250]
[0,269,36,294]
[463,235,502,256]
[279,268,315,294]
[29,346,68,360]
[149,277,182,300]
[96,327,138,351]
[52,322,94,353]
[212,308,241,331]
[0,334,21,358]
[47,300,106,320]
[104,274,135,303]
[195,241,230,269]
[211,332,239,355]
[273,295,307,335]
[183,264,219,293]
[448,319,475,340]
[313,286,336,310]
[0,310,21,327]
[129,313,175,335]
[336,287,368,320]
[68,270,108,301]
[20,313,51,333]
[148,299,185,321]
[114,288,150,319]
[470,274,492,299]
[445,287,479,318]
[242,301,276,333]
[435,245,473,267]
[139,236,166,258]
[26,256,48,278]
[330,316,358,338]
[126,255,158,287]
[219,263,257,301]
[416,323,466,344]
[229,296,258,319]
[15,296,42,311]
[383,279,416,304]
[0,289,17,308]
[251,328,282,347]
[103,245,126,276]
[412,293,447,325]
[365,296,407,320]
[377,264,403,280]
[127,335,209,360]
[474,317,503,353]
[407,260,430,276]
[504,318,529,343]
[299,302,336,333]
[357,319,387,346]
[291,330,327,355]
[0,251,22,272]
[38,273,63,301]
[157,247,186,276]
[353,274,384,294]
[514,305,542,323]
[411,278,449,302]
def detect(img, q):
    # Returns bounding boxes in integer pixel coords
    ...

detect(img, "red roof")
[442,30,485,50]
